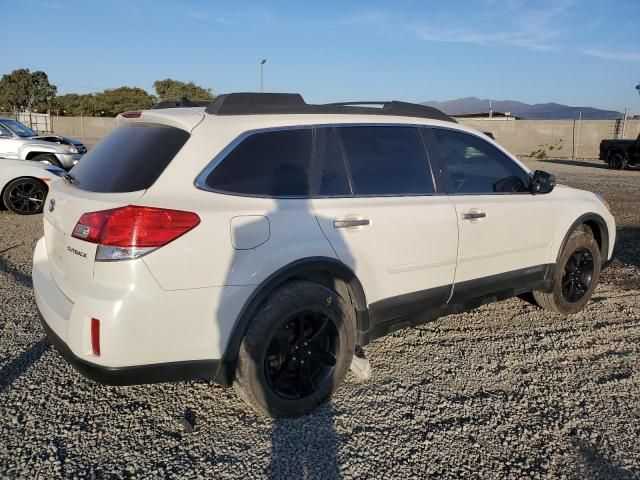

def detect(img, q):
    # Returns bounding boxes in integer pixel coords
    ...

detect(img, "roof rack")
[204,93,456,123]
[151,97,211,109]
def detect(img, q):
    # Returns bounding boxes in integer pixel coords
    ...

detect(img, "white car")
[33,93,616,418]
[0,159,64,214]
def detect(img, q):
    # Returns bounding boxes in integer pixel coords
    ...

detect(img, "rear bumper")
[38,310,221,386]
[32,235,247,386]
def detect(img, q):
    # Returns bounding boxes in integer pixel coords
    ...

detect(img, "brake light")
[72,206,200,261]
[121,111,142,118]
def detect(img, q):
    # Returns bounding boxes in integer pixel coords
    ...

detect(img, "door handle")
[462,211,486,220]
[334,218,370,228]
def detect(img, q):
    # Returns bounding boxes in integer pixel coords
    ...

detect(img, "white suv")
[33,93,616,418]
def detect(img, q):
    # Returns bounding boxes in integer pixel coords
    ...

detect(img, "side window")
[432,128,529,194]
[313,127,351,196]
[0,124,12,137]
[337,126,434,195]
[205,129,312,196]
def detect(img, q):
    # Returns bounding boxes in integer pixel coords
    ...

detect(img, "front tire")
[2,177,47,215]
[233,281,356,418]
[533,226,601,314]
[32,153,63,169]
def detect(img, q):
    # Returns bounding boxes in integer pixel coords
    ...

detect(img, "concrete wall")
[12,114,638,160]
[49,116,117,148]
[458,118,640,159]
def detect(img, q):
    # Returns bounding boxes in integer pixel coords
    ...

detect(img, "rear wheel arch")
[219,257,368,380]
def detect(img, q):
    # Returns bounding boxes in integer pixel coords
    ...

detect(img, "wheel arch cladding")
[558,213,608,266]
[220,257,368,368]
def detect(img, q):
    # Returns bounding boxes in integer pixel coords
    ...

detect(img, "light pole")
[260,59,267,92]
[636,82,640,96]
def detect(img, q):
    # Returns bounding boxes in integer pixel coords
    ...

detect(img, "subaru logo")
[49,198,55,212]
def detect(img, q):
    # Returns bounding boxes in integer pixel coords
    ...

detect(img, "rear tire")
[233,280,356,418]
[608,153,627,170]
[533,226,600,314]
[2,177,47,215]
[32,153,63,169]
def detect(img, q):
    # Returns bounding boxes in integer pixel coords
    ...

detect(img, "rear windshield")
[69,123,189,193]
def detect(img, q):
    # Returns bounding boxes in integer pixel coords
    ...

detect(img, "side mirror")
[529,170,556,194]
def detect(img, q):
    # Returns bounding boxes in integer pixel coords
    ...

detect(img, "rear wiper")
[63,173,79,185]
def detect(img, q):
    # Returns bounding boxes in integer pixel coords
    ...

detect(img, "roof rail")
[204,93,456,123]
[151,97,211,109]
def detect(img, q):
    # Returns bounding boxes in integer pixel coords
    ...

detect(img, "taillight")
[72,205,200,261]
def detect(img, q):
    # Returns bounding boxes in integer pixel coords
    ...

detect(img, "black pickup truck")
[599,134,640,169]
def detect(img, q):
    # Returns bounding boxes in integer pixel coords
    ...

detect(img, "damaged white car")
[0,118,87,170]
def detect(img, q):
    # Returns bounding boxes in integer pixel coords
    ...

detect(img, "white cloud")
[582,49,640,62]
[339,1,573,52]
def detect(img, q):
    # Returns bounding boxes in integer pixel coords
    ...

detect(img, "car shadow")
[538,159,609,170]
[0,244,32,289]
[0,338,50,392]
[613,228,640,269]
[268,404,341,479]
[539,159,640,172]
[215,164,356,474]
[0,254,33,289]
[572,436,635,479]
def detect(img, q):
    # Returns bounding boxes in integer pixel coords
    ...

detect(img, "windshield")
[2,120,37,137]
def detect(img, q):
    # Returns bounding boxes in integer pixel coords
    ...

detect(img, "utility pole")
[489,98,493,119]
[260,59,267,92]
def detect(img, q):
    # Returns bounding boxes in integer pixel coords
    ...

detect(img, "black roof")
[206,93,456,122]
[152,93,456,123]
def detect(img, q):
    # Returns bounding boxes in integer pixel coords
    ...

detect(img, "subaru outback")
[33,93,616,418]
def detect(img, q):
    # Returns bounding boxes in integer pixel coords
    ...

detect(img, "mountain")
[421,97,622,120]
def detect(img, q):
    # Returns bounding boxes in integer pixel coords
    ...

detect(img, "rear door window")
[205,129,312,196]
[70,123,189,193]
[336,126,434,196]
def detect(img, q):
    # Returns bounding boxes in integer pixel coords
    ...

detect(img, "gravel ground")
[1,158,639,479]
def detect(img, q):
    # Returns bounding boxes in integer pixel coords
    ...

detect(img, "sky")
[2,0,640,113]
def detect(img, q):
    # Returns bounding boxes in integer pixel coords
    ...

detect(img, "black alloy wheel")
[234,280,356,418]
[3,178,46,214]
[264,310,339,400]
[561,248,594,303]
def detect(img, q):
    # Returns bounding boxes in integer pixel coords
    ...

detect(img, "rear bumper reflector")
[91,318,101,356]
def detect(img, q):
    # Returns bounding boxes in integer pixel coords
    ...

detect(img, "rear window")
[204,129,312,196]
[69,123,189,193]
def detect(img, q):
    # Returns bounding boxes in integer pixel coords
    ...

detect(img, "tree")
[93,87,155,116]
[52,93,96,116]
[153,78,214,101]
[53,88,154,116]
[0,68,57,111]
